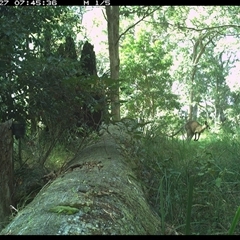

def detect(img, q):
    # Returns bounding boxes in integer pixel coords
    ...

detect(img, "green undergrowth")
[135,129,240,235]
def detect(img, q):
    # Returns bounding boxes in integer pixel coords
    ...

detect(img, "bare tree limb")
[194,31,219,66]
[116,6,162,45]
[177,23,240,32]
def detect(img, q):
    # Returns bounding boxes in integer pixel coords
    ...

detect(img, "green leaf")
[49,205,79,215]
[215,177,222,188]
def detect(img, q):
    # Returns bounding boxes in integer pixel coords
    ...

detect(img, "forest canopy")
[1,6,240,135]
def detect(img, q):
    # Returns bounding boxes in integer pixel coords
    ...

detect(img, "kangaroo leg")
[187,131,193,141]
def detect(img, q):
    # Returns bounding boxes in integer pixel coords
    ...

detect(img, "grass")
[135,128,240,235]
[228,206,240,235]
[17,128,100,170]
[185,176,194,235]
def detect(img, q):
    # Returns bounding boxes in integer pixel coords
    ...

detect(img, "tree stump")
[0,119,14,231]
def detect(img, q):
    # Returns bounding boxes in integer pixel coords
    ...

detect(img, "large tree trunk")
[106,6,120,121]
[0,119,14,231]
[0,128,163,235]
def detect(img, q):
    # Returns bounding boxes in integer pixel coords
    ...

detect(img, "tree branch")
[116,6,162,45]
[177,24,240,32]
[194,32,219,65]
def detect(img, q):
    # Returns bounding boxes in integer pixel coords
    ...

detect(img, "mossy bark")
[1,132,162,235]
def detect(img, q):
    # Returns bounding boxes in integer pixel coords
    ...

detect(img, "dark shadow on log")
[0,119,14,230]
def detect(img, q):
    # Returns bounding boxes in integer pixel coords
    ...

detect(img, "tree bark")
[106,6,120,121]
[0,119,14,231]
[188,31,217,120]
[0,129,163,235]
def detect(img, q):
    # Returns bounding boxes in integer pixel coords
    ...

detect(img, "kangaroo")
[169,120,210,141]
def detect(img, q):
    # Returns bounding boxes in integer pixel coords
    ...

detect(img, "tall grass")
[228,206,240,235]
[185,176,194,235]
[135,128,240,235]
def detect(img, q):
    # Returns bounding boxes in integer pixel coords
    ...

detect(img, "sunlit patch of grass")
[45,144,73,170]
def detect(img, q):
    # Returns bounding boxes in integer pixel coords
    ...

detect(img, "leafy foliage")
[0,7,107,136]
[120,25,178,121]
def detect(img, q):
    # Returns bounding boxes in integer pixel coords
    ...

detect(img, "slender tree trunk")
[0,119,14,231]
[188,66,197,121]
[188,37,199,121]
[188,31,217,120]
[106,6,120,121]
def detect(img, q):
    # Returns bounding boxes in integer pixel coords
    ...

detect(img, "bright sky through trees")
[78,6,240,94]
[78,6,107,55]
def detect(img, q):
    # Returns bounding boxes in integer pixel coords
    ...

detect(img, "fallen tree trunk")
[0,129,162,235]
